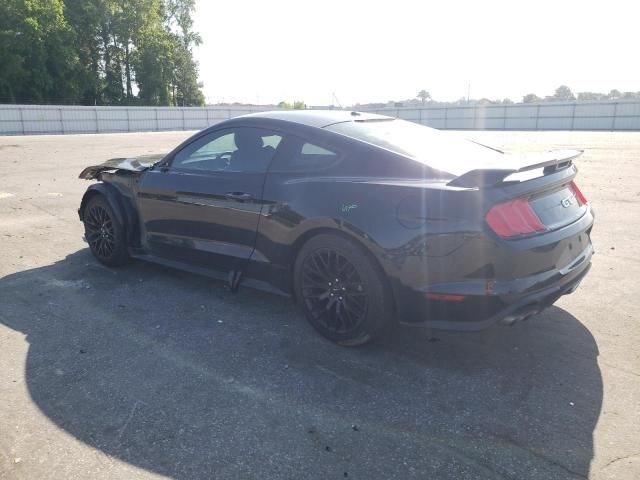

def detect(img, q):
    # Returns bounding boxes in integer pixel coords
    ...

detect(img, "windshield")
[325,118,505,176]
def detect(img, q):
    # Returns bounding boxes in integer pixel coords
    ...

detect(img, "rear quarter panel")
[251,142,475,296]
[253,152,592,315]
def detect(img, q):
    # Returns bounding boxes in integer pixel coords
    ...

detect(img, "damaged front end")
[78,154,165,180]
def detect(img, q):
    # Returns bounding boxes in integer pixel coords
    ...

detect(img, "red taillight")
[570,181,588,205]
[486,197,546,237]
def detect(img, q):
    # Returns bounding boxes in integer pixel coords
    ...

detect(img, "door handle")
[224,192,253,201]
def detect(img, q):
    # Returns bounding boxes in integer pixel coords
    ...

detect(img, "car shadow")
[0,250,602,479]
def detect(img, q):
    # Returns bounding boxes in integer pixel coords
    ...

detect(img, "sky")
[192,0,639,106]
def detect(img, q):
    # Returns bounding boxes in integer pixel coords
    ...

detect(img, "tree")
[552,85,575,101]
[577,92,606,101]
[0,0,79,103]
[607,89,622,100]
[0,0,205,105]
[169,36,205,106]
[277,100,306,109]
[133,28,173,105]
[162,0,204,106]
[64,0,106,104]
[417,89,431,104]
[522,93,541,103]
[111,0,164,102]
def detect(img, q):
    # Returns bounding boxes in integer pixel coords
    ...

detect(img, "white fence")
[1,100,640,135]
[359,100,640,131]
[0,105,271,135]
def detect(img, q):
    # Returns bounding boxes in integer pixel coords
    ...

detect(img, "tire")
[294,233,393,346]
[83,195,130,267]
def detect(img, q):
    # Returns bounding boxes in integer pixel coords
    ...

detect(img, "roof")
[239,110,393,128]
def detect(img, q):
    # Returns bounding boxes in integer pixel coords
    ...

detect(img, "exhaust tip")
[501,304,541,326]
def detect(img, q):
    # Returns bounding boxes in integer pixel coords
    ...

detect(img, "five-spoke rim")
[301,248,368,334]
[85,205,115,259]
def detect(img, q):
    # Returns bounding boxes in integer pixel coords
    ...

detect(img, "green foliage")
[607,89,622,100]
[417,90,431,103]
[0,0,78,103]
[552,85,575,101]
[360,87,640,110]
[577,92,607,101]
[0,0,204,105]
[277,100,306,110]
[134,27,174,105]
[522,93,542,103]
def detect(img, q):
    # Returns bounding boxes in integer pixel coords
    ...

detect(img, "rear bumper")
[400,242,593,331]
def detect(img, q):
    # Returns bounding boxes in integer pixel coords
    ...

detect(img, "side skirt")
[130,253,292,298]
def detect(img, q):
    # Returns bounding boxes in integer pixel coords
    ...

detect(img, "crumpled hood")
[79,154,165,180]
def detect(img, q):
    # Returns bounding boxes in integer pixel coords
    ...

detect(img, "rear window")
[325,119,504,176]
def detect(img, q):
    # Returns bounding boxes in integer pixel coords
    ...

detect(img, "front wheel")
[294,233,393,346]
[83,195,130,267]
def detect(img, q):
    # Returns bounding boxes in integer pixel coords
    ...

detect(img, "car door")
[245,134,346,292]
[136,126,283,274]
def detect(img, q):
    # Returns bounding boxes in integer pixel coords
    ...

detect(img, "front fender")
[78,183,125,225]
[78,182,141,248]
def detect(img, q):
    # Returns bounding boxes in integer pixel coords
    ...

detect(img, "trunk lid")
[528,183,587,231]
[450,150,589,238]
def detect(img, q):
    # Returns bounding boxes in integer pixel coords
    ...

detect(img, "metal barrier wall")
[0,105,272,135]
[1,101,640,135]
[359,100,640,131]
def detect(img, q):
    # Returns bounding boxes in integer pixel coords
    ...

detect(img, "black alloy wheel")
[85,203,116,259]
[294,233,392,346]
[83,195,129,266]
[301,248,368,335]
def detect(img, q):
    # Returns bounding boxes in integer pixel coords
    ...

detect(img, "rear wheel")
[83,195,129,267]
[294,233,393,346]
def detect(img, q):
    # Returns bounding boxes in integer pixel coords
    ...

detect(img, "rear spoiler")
[447,149,583,188]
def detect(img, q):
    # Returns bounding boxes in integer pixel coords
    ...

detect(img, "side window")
[262,135,282,149]
[271,137,340,172]
[301,143,335,156]
[172,128,282,173]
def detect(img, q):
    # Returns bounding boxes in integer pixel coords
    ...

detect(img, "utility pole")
[332,92,342,109]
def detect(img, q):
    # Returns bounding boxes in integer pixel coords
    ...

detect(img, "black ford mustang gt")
[79,110,594,345]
